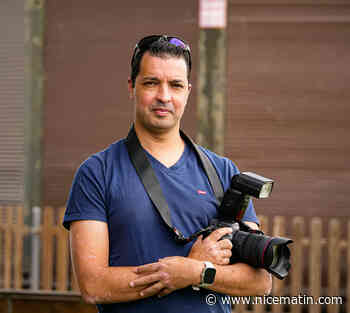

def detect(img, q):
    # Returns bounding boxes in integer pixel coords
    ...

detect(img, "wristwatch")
[192,261,216,290]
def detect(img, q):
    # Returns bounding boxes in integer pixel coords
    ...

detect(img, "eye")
[144,81,157,86]
[171,82,184,89]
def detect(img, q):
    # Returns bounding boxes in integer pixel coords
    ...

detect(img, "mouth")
[152,108,172,116]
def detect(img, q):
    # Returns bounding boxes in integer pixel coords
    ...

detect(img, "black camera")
[201,172,293,280]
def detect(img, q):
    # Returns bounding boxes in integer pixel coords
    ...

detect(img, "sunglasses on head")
[131,35,191,67]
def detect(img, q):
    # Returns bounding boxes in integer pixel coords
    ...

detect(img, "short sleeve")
[63,156,108,230]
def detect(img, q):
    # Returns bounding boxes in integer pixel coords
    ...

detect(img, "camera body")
[202,172,293,280]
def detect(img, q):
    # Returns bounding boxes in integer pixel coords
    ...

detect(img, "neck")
[134,122,182,151]
[133,122,185,167]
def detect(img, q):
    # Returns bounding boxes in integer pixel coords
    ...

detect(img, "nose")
[156,84,171,103]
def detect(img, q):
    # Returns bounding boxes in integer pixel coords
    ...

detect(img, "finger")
[222,257,231,265]
[135,262,161,274]
[139,281,165,297]
[218,238,233,250]
[220,249,232,258]
[206,227,232,242]
[130,272,167,288]
[214,256,230,265]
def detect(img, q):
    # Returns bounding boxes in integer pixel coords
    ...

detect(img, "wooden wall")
[0,0,24,204]
[226,1,350,220]
[43,1,350,221]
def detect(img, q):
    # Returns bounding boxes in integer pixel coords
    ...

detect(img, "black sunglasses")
[131,35,191,69]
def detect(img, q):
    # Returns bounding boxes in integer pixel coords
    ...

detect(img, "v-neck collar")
[144,144,190,173]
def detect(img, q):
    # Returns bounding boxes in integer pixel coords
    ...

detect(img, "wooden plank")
[258,215,269,234]
[272,216,286,313]
[68,223,80,292]
[309,218,322,313]
[328,219,340,313]
[290,217,304,313]
[70,257,80,292]
[56,207,69,291]
[14,206,24,289]
[4,206,13,289]
[41,206,55,290]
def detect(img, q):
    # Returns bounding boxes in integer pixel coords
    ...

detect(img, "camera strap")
[125,125,224,244]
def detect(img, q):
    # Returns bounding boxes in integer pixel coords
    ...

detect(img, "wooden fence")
[0,206,78,292]
[0,206,348,313]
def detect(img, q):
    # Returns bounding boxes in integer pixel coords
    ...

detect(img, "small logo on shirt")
[197,189,207,195]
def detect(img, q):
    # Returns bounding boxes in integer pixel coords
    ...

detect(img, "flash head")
[218,171,274,220]
[231,172,274,199]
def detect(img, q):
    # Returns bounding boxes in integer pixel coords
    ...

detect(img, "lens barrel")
[230,230,293,279]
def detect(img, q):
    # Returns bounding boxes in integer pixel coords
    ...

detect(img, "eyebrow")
[142,76,159,81]
[142,77,185,84]
[170,79,185,84]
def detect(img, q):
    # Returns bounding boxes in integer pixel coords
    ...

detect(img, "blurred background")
[0,0,349,312]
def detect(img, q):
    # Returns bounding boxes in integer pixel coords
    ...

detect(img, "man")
[63,35,271,313]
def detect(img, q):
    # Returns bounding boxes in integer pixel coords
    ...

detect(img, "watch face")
[203,267,216,284]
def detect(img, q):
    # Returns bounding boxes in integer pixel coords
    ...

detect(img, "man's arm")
[200,221,271,296]
[69,220,163,304]
[188,221,271,296]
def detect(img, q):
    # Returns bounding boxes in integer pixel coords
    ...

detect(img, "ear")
[127,78,134,99]
[188,83,192,94]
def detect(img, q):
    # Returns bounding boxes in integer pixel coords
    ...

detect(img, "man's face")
[129,52,191,134]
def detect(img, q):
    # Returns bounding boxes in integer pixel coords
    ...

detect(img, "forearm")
[76,265,150,304]
[186,227,272,296]
[206,262,272,296]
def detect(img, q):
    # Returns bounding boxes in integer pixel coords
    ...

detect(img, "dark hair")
[130,38,191,88]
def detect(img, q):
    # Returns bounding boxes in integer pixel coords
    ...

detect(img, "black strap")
[125,125,223,243]
[180,130,224,204]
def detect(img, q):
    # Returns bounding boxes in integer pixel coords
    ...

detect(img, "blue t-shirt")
[63,138,258,313]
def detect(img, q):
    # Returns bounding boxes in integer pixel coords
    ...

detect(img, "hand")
[188,227,233,265]
[129,256,202,298]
